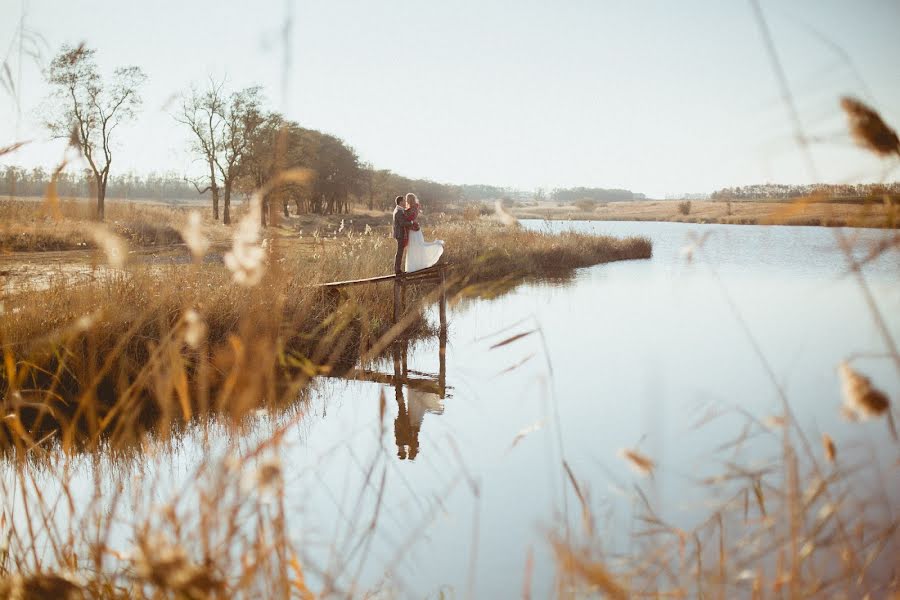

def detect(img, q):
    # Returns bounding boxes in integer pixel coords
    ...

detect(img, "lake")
[3,221,898,597]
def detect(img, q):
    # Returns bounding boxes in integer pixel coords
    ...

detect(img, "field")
[512,198,899,228]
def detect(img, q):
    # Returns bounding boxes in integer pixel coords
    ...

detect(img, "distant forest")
[0,163,520,211]
[550,187,647,202]
[710,182,900,200]
[1,166,208,202]
[0,163,653,209]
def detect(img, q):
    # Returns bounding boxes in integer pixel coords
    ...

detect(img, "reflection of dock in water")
[325,267,450,460]
[336,366,449,399]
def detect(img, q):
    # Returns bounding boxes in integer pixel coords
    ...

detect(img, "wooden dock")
[319,263,451,459]
[317,262,449,326]
[317,263,447,290]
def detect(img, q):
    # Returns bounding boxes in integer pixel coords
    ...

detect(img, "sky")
[1,0,899,198]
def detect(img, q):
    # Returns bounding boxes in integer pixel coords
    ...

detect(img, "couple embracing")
[392,193,444,274]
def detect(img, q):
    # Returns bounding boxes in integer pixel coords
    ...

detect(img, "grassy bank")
[512,198,899,228]
[0,196,397,253]
[0,210,650,450]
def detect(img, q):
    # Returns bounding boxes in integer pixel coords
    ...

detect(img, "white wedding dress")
[405,228,444,272]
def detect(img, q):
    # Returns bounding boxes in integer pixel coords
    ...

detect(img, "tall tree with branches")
[45,44,146,220]
[216,86,263,225]
[177,81,263,224]
[175,78,226,221]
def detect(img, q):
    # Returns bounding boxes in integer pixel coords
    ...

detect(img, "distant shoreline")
[510,199,898,229]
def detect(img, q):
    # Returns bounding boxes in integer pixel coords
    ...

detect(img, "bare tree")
[216,86,262,224]
[175,78,225,221]
[45,44,145,220]
[176,81,263,224]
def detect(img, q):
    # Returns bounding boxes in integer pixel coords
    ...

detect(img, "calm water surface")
[5,221,899,597]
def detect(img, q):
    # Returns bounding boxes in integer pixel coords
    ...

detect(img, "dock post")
[438,265,447,333]
[393,277,401,323]
[438,265,447,397]
[401,279,407,318]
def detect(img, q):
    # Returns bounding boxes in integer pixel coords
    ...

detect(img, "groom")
[392,195,411,274]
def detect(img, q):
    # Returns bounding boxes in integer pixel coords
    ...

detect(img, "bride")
[404,193,444,272]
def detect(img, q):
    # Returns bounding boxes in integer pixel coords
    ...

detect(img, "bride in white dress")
[403,193,444,272]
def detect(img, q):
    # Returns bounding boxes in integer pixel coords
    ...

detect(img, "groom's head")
[395,195,404,206]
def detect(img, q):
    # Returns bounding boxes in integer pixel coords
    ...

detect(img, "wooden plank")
[319,273,397,289]
[317,263,447,289]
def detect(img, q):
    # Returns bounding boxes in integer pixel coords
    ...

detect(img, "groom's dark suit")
[392,205,410,274]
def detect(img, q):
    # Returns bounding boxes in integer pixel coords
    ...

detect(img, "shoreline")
[511,199,898,229]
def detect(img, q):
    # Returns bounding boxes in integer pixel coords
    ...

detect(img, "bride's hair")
[405,193,419,205]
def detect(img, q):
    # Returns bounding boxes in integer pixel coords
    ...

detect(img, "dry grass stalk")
[838,361,890,419]
[618,448,654,476]
[821,433,836,464]
[551,539,628,599]
[840,97,900,157]
[179,210,210,261]
[223,193,266,286]
[87,224,128,268]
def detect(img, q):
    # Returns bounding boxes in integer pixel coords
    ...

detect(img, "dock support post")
[438,265,447,397]
[393,278,401,323]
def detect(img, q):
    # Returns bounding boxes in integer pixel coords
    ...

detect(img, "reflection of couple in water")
[392,341,444,460]
[394,387,444,460]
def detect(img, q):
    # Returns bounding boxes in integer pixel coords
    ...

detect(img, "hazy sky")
[2,0,899,197]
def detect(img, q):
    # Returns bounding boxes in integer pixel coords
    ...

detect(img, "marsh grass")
[0,198,188,251]
[0,208,650,446]
[0,199,652,597]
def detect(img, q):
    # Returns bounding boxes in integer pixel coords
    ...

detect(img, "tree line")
[24,44,524,224]
[711,183,900,200]
[0,166,209,201]
[550,187,646,203]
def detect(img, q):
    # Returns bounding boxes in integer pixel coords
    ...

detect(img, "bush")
[574,199,597,212]
[678,200,692,215]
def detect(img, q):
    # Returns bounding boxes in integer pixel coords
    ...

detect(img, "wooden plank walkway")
[317,263,447,289]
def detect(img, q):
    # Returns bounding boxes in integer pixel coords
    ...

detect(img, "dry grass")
[0,198,191,251]
[0,202,653,597]
[0,210,650,444]
[554,408,899,598]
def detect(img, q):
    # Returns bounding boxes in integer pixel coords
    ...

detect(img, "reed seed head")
[840,97,900,157]
[838,361,890,419]
[224,193,266,286]
[180,211,209,260]
[183,309,206,348]
[88,224,128,268]
[821,433,836,464]
[618,448,654,476]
